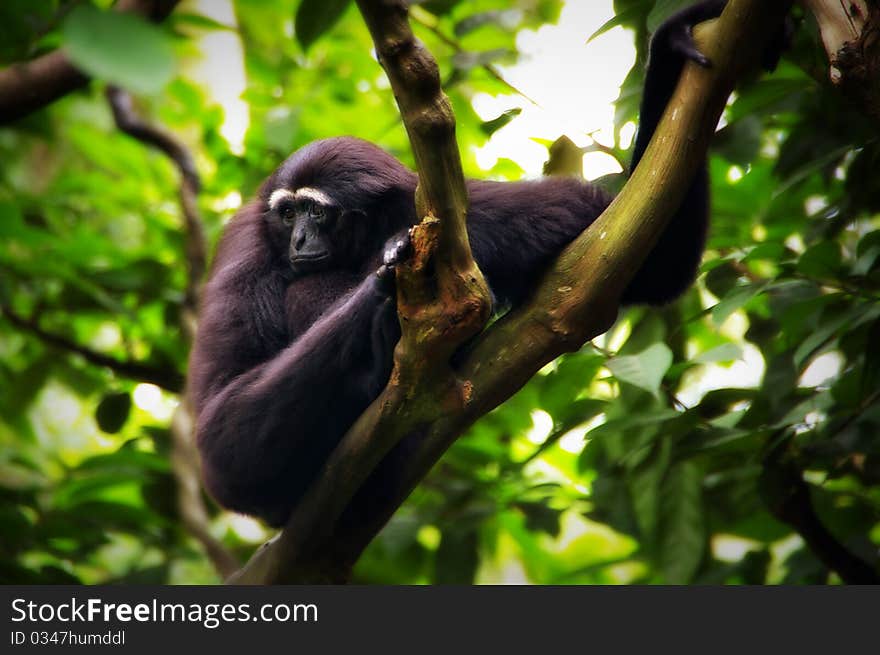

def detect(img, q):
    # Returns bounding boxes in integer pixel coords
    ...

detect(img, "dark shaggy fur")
[188,2,730,526]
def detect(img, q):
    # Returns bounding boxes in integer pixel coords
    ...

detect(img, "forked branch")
[231,0,793,584]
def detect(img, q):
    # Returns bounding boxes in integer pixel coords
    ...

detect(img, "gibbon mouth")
[290,253,330,269]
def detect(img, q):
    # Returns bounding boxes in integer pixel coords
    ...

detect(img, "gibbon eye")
[309,203,325,220]
[277,201,296,225]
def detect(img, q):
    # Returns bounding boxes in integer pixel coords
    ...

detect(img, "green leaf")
[62,6,175,94]
[660,462,705,583]
[773,390,833,429]
[434,530,478,584]
[479,108,522,137]
[743,243,791,263]
[587,6,642,43]
[797,241,842,279]
[628,436,671,546]
[579,409,680,471]
[862,317,880,398]
[294,0,351,50]
[794,304,879,369]
[694,342,743,364]
[695,388,757,420]
[515,501,562,537]
[712,115,762,166]
[607,343,673,396]
[95,392,132,434]
[830,371,861,411]
[170,12,235,32]
[726,78,810,123]
[854,230,880,276]
[704,261,742,298]
[711,283,766,326]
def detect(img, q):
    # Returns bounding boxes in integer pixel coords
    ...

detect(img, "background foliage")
[1,0,878,584]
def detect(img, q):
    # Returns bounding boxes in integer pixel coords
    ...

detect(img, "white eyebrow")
[268,186,333,210]
[294,187,333,205]
[268,188,295,209]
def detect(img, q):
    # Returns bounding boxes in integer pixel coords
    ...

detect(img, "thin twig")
[0,305,184,392]
[105,85,207,341]
[409,8,542,107]
[105,86,233,578]
[170,399,240,578]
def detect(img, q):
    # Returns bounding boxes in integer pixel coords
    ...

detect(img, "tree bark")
[802,0,880,122]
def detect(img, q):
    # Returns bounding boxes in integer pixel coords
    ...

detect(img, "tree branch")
[170,398,240,578]
[0,305,184,392]
[0,0,181,124]
[801,0,880,122]
[231,0,492,584]
[231,0,794,584]
[759,436,880,584]
[105,86,233,578]
[105,85,207,342]
[326,0,798,572]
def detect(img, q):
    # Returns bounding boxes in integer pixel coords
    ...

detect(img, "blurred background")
[1,0,878,584]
